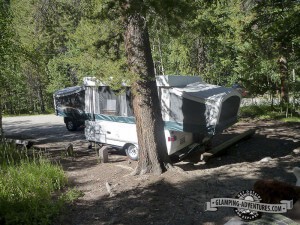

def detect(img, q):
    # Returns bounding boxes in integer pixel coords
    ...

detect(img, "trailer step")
[178,143,205,161]
[201,129,256,162]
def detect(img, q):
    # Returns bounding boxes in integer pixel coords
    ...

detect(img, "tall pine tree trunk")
[124,12,171,175]
[278,56,289,105]
[197,38,206,74]
[38,83,45,113]
[157,36,165,75]
[0,96,3,139]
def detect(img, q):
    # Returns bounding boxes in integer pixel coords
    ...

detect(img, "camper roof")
[83,77,106,86]
[53,86,84,97]
[83,75,202,87]
[171,82,239,104]
[156,75,202,87]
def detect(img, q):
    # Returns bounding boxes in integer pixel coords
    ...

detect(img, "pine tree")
[99,0,194,174]
[0,0,15,137]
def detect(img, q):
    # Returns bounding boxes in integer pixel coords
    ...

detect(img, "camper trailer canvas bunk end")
[53,86,88,131]
[54,75,242,160]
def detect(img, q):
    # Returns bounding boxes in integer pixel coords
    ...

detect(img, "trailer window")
[98,87,133,117]
[55,90,85,110]
[85,87,100,114]
[99,87,117,115]
[125,88,133,117]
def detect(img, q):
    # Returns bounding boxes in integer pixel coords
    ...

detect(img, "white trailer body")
[83,75,241,159]
[85,120,193,156]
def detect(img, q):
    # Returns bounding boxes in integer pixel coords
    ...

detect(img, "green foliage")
[281,117,300,123]
[1,0,300,115]
[235,0,300,97]
[239,104,300,120]
[241,106,282,120]
[0,1,17,92]
[60,188,84,203]
[44,0,133,92]
[0,143,79,225]
[149,0,247,85]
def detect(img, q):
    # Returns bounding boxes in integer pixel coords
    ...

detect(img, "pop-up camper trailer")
[54,76,241,160]
[53,86,87,131]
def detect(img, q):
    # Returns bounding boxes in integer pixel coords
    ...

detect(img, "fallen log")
[2,138,34,149]
[201,129,256,162]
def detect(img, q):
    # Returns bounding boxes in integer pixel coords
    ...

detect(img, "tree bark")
[278,56,289,105]
[124,12,170,175]
[157,36,165,75]
[197,38,206,74]
[37,79,45,113]
[0,95,4,139]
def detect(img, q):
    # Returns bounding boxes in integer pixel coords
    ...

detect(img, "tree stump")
[99,146,109,163]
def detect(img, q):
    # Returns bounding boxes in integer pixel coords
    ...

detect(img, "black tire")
[125,144,139,161]
[66,120,77,131]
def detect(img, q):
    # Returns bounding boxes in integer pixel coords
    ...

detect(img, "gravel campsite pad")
[3,115,300,225]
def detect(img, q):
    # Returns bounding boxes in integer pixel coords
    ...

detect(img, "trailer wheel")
[66,120,77,131]
[125,144,139,161]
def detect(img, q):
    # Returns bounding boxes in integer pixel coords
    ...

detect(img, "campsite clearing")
[3,115,300,225]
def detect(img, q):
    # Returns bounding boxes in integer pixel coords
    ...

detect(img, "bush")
[281,117,300,123]
[239,105,300,122]
[0,143,69,225]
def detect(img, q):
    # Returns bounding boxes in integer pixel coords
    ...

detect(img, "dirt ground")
[3,116,300,225]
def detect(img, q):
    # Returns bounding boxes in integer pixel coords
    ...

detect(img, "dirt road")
[2,115,300,224]
[3,114,85,144]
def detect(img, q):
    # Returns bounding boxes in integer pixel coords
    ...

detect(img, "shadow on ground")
[59,159,299,225]
[56,120,300,225]
[4,116,300,224]
[179,133,299,171]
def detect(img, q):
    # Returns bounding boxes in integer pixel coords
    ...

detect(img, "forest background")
[0,0,299,115]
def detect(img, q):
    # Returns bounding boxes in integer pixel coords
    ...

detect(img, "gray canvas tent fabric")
[54,76,241,137]
[175,82,233,101]
[85,86,100,115]
[85,86,133,118]
[54,86,84,98]
[53,86,86,120]
[166,82,241,134]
